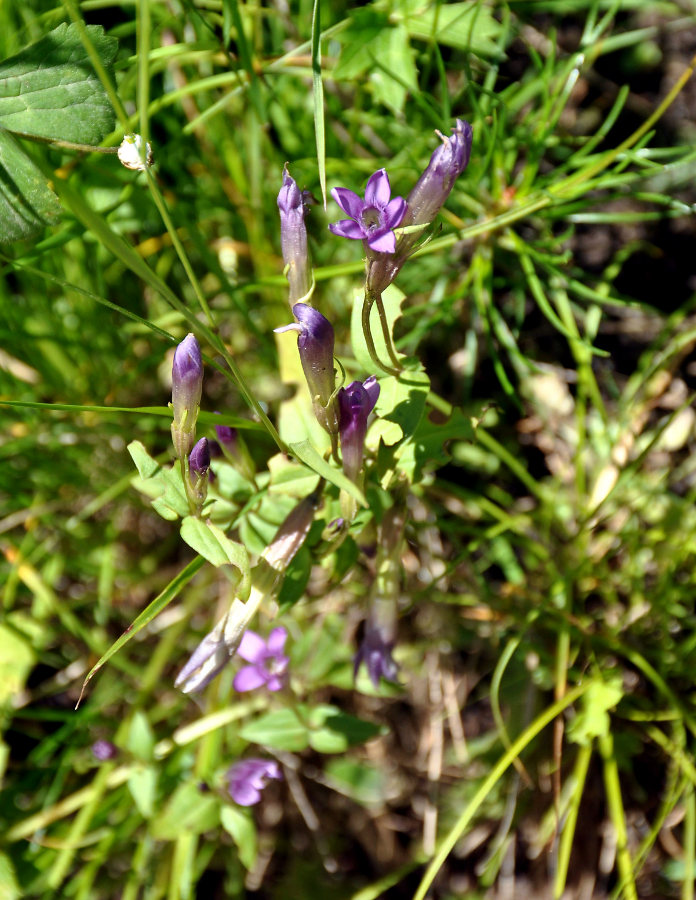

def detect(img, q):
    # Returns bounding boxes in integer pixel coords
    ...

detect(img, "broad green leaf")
[289,439,367,508]
[127,766,157,819]
[401,2,502,56]
[370,360,430,449]
[369,25,417,114]
[0,852,20,900]
[151,782,220,840]
[307,705,381,753]
[0,130,61,245]
[268,453,320,498]
[220,806,257,870]
[0,24,117,143]
[0,617,37,706]
[126,711,156,761]
[239,708,309,752]
[127,440,161,480]
[392,405,476,483]
[180,517,251,600]
[127,441,189,520]
[333,9,390,79]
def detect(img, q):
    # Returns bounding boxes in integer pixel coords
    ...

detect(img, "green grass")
[1,0,696,898]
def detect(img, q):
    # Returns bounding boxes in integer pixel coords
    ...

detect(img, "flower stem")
[374,292,403,372]
[361,292,400,377]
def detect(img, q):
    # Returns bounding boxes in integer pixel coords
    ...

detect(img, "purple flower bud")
[403,118,473,228]
[275,303,338,435]
[338,376,380,484]
[278,165,312,304]
[329,168,406,255]
[189,437,210,477]
[214,414,256,482]
[227,758,282,806]
[171,333,203,458]
[354,621,398,688]
[233,627,289,693]
[91,739,118,761]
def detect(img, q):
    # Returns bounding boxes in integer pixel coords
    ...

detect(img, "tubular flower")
[338,376,380,484]
[329,168,406,254]
[354,619,398,688]
[233,627,289,693]
[275,303,339,435]
[277,165,312,304]
[227,759,282,806]
[188,437,211,509]
[171,333,203,458]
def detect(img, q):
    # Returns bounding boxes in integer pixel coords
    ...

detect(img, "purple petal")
[362,376,380,413]
[367,229,396,254]
[233,665,268,692]
[384,196,407,228]
[230,781,261,806]
[364,169,391,208]
[236,630,266,663]
[266,627,288,654]
[329,219,367,241]
[330,187,364,219]
[266,674,285,692]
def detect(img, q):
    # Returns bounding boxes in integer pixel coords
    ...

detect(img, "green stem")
[599,731,639,900]
[361,292,400,376]
[554,742,593,898]
[374,292,403,371]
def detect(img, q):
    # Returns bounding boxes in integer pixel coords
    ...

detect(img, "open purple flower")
[338,376,380,483]
[233,627,289,693]
[228,759,282,806]
[329,169,406,254]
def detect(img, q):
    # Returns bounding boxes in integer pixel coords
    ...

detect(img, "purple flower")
[233,627,289,692]
[278,165,312,304]
[354,621,398,688]
[171,333,203,458]
[275,303,338,435]
[338,376,380,483]
[91,739,118,761]
[329,169,406,254]
[403,118,473,229]
[228,759,282,806]
[189,437,210,477]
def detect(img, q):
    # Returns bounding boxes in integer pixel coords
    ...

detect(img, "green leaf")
[370,360,430,449]
[0,852,20,900]
[307,705,382,753]
[0,617,38,706]
[0,24,117,143]
[289,439,367,508]
[180,517,251,600]
[567,677,623,746]
[127,711,156,761]
[220,806,257,870]
[127,441,189,521]
[0,130,61,245]
[333,10,389,79]
[127,440,161,480]
[127,766,158,819]
[401,2,502,56]
[239,709,309,752]
[393,405,476,483]
[368,25,417,114]
[151,783,220,840]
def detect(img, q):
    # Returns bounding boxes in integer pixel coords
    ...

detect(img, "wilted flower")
[171,333,203,458]
[233,627,289,692]
[275,303,338,435]
[228,758,282,806]
[278,165,312,304]
[354,620,398,688]
[91,739,118,761]
[338,376,380,484]
[329,168,406,254]
[118,133,154,171]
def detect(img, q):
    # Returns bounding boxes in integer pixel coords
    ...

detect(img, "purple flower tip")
[172,333,202,384]
[233,627,289,693]
[329,168,406,254]
[189,437,210,476]
[338,376,380,483]
[214,412,237,448]
[354,625,398,688]
[91,739,118,761]
[228,758,282,806]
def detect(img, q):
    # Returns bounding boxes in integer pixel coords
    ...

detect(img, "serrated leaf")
[0,23,117,143]
[393,406,476,483]
[307,705,381,753]
[289,439,367,508]
[0,130,61,245]
[180,517,251,600]
[220,806,257,870]
[151,783,220,840]
[239,709,309,752]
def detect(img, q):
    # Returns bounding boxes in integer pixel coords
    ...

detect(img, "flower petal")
[330,187,364,219]
[364,168,391,208]
[329,219,367,240]
[384,196,407,229]
[230,780,261,806]
[233,665,268,692]
[362,375,380,413]
[266,626,288,654]
[367,229,396,254]
[236,630,266,663]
